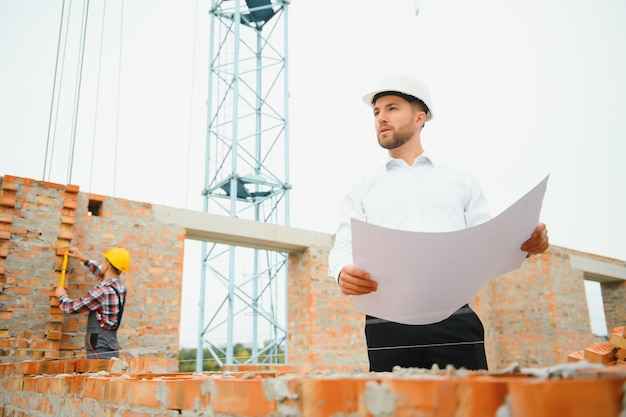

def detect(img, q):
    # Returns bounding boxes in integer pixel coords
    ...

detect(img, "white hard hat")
[362,73,434,121]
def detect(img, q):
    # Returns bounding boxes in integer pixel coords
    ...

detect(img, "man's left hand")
[521,222,549,255]
[55,287,67,298]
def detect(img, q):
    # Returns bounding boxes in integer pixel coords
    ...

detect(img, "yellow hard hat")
[103,247,130,273]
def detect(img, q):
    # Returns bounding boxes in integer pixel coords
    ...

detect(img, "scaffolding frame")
[196,0,291,370]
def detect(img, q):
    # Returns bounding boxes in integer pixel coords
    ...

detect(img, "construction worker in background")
[55,246,129,359]
[328,73,550,372]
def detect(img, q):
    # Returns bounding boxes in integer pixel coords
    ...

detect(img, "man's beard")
[377,125,413,150]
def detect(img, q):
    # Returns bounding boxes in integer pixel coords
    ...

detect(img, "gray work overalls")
[85,285,125,359]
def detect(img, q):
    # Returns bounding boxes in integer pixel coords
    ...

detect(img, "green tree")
[178,342,285,372]
[178,348,221,372]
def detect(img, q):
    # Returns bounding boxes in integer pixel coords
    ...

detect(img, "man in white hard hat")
[55,246,129,359]
[328,73,549,372]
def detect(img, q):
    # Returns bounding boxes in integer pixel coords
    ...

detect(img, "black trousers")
[365,304,488,372]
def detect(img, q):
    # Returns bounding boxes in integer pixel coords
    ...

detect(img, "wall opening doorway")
[584,280,608,339]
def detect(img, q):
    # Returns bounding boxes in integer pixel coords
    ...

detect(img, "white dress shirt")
[328,153,491,282]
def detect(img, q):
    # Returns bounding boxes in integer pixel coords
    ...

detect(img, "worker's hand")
[55,286,67,298]
[338,265,378,296]
[521,222,549,256]
[66,247,87,262]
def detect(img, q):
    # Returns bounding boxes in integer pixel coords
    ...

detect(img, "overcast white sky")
[1,0,624,346]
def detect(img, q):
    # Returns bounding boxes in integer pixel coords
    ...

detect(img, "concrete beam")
[152,204,334,253]
[570,255,626,283]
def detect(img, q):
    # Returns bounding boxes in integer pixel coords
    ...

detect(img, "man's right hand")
[66,247,87,263]
[338,265,378,296]
[55,286,67,298]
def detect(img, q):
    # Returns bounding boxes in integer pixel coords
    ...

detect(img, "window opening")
[87,199,102,216]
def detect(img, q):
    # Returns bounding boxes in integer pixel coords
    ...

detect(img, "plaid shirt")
[58,260,127,330]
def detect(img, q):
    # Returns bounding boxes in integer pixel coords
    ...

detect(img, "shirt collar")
[385,152,435,169]
[100,277,121,287]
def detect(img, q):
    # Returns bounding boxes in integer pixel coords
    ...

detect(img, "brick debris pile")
[568,326,626,366]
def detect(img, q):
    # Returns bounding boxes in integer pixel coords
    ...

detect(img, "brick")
[30,350,45,359]
[38,395,53,413]
[46,322,63,332]
[22,376,39,393]
[46,330,63,341]
[0,311,14,320]
[507,375,625,416]
[122,376,212,409]
[8,339,29,349]
[0,196,16,208]
[63,198,77,210]
[87,193,106,202]
[0,362,15,375]
[99,377,132,404]
[56,247,71,256]
[1,180,18,191]
[75,359,111,373]
[567,350,584,362]
[17,278,41,287]
[15,359,62,375]
[612,326,626,337]
[58,230,74,241]
[43,350,59,359]
[30,340,60,350]
[61,215,75,225]
[0,213,13,223]
[213,378,275,415]
[9,303,33,313]
[0,246,8,257]
[297,377,366,415]
[42,180,63,190]
[0,230,11,240]
[584,343,617,364]
[5,286,31,295]
[610,332,626,350]
[49,312,64,323]
[4,275,18,285]
[118,411,154,417]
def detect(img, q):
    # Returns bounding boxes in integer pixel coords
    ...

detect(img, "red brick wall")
[290,242,624,371]
[2,173,624,372]
[288,246,368,371]
[2,173,626,416]
[0,175,184,363]
[474,247,596,369]
[2,359,625,416]
[603,281,626,333]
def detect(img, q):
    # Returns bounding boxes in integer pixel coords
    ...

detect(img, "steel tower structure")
[196,0,291,370]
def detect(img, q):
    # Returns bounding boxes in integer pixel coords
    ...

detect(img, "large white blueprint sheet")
[351,175,549,325]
